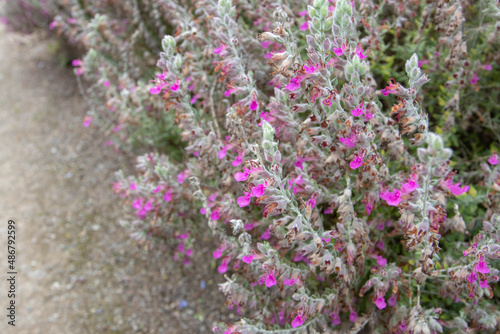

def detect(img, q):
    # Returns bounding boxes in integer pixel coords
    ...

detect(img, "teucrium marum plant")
[4,0,498,332]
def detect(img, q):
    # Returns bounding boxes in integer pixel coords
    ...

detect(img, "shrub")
[4,0,500,332]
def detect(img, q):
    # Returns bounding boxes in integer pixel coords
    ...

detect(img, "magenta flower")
[488,152,498,165]
[250,99,259,111]
[375,297,387,310]
[286,76,303,91]
[350,155,363,169]
[476,261,490,274]
[242,254,254,264]
[260,229,271,240]
[212,247,224,259]
[163,191,172,202]
[213,43,226,54]
[210,209,220,220]
[292,314,303,328]
[349,310,358,322]
[283,278,295,286]
[251,183,267,197]
[177,170,188,184]
[354,45,367,59]
[265,273,277,287]
[377,256,387,266]
[467,272,477,283]
[482,64,492,71]
[380,189,402,206]
[129,183,137,191]
[334,44,346,56]
[339,134,357,148]
[300,21,308,31]
[401,177,419,194]
[132,199,143,210]
[479,279,489,288]
[234,170,249,181]
[331,312,341,326]
[442,179,469,196]
[304,63,319,74]
[351,101,365,117]
[218,259,229,273]
[237,192,252,207]
[83,116,92,127]
[218,148,228,159]
[470,73,479,85]
[388,294,397,307]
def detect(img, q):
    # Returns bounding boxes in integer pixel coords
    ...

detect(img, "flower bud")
[161,35,176,52]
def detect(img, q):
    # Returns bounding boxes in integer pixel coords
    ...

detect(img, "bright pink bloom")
[234,170,249,182]
[476,261,490,274]
[349,310,358,322]
[479,279,489,288]
[354,45,367,59]
[218,261,228,274]
[237,193,252,207]
[470,73,479,85]
[380,189,402,206]
[283,278,295,286]
[339,134,356,148]
[441,178,469,196]
[170,79,180,91]
[467,272,477,283]
[286,76,303,91]
[377,256,387,266]
[250,99,259,111]
[482,64,492,71]
[375,297,387,310]
[218,148,228,159]
[300,21,308,31]
[350,155,363,169]
[163,191,172,202]
[331,312,341,326]
[488,153,498,165]
[292,314,303,328]
[213,44,226,54]
[49,21,58,29]
[83,116,92,127]
[334,44,346,56]
[388,294,397,307]
[298,10,308,17]
[212,247,224,259]
[265,274,277,287]
[401,177,419,194]
[177,170,188,184]
[251,183,267,197]
[129,183,137,191]
[190,94,200,104]
[211,210,220,220]
[351,101,365,117]
[260,229,271,240]
[242,254,254,264]
[304,63,319,74]
[132,199,143,210]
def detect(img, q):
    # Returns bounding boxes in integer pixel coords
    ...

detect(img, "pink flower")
[375,297,387,310]
[218,148,228,159]
[292,314,303,328]
[129,183,137,191]
[163,191,172,202]
[339,134,357,148]
[479,279,489,288]
[351,101,365,117]
[218,260,229,273]
[250,99,259,111]
[237,193,252,207]
[251,183,267,197]
[49,21,59,29]
[83,116,92,127]
[177,170,188,184]
[354,45,367,59]
[213,44,226,54]
[242,254,254,264]
[170,79,180,91]
[300,21,308,31]
[349,310,358,322]
[260,229,271,240]
[283,278,295,286]
[467,272,477,283]
[377,256,387,266]
[388,294,397,307]
[190,94,200,104]
[470,73,479,85]
[380,189,402,206]
[350,155,363,169]
[232,152,244,167]
[476,261,490,274]
[442,179,469,196]
[331,312,341,326]
[132,199,143,210]
[298,10,308,17]
[213,247,224,259]
[401,177,419,194]
[286,76,303,91]
[488,152,498,165]
[234,170,249,181]
[334,44,346,56]
[211,210,220,220]
[265,273,276,287]
[482,64,492,71]
[304,63,319,74]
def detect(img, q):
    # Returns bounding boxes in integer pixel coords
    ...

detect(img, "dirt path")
[0,28,229,333]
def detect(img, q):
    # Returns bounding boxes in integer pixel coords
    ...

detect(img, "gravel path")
[0,28,229,333]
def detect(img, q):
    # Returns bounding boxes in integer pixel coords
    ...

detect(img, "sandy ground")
[0,28,229,333]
